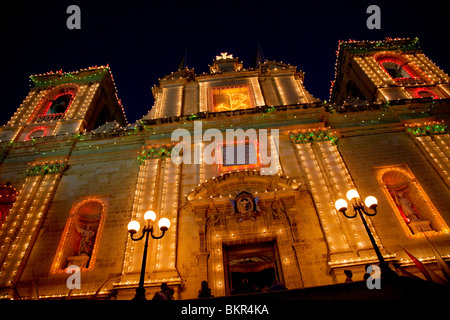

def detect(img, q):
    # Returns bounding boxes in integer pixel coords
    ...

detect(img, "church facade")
[0,38,449,299]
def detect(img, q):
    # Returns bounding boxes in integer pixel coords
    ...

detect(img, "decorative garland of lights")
[137,144,176,162]
[410,87,439,99]
[0,185,17,201]
[25,126,49,141]
[330,37,421,101]
[289,128,337,144]
[26,161,67,176]
[50,198,106,273]
[404,121,447,136]
[29,65,128,124]
[338,37,420,55]
[30,66,109,87]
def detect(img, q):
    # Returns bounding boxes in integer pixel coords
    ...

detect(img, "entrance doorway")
[223,241,282,295]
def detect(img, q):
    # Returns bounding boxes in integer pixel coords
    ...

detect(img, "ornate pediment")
[186,170,300,201]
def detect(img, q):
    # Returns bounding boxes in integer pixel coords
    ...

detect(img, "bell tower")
[0,66,127,142]
[330,38,450,104]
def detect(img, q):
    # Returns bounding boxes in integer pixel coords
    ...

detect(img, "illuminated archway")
[51,198,106,272]
[375,165,448,237]
[375,54,421,80]
[32,84,79,123]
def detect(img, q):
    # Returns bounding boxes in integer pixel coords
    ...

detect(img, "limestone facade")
[0,38,449,299]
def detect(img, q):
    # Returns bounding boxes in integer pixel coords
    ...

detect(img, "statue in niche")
[392,191,422,223]
[381,169,435,234]
[75,224,96,257]
[390,189,432,233]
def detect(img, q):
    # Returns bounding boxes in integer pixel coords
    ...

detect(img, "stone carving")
[230,191,261,222]
[271,199,286,220]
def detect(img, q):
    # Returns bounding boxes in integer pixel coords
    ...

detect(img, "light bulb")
[127,221,140,234]
[158,218,171,231]
[365,196,378,209]
[144,210,156,222]
[346,189,359,201]
[335,199,348,212]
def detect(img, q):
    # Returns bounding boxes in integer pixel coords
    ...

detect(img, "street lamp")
[127,210,171,300]
[335,189,397,278]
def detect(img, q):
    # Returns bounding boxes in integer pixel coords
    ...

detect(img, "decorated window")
[51,199,105,271]
[210,85,255,112]
[218,140,260,172]
[34,86,78,122]
[376,165,448,236]
[47,93,73,114]
[376,55,421,81]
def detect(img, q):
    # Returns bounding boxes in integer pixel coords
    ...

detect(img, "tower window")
[376,56,421,82]
[47,93,73,115]
[381,61,411,79]
[34,86,78,122]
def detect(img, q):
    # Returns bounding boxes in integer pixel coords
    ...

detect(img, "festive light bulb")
[346,189,359,201]
[365,196,378,209]
[128,221,140,234]
[335,199,348,212]
[144,210,156,222]
[158,218,170,231]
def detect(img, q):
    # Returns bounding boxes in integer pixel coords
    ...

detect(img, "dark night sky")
[1,0,449,125]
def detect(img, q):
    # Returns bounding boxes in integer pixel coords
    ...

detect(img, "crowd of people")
[151,278,288,300]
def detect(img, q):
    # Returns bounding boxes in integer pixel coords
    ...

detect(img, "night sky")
[1,0,448,125]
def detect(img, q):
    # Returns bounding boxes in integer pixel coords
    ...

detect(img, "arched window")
[381,61,411,79]
[46,93,73,115]
[51,199,105,271]
[376,55,421,82]
[34,86,78,122]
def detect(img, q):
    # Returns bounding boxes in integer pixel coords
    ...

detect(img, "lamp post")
[127,210,171,300]
[335,189,397,278]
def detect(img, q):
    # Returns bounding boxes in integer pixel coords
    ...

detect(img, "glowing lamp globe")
[364,196,378,209]
[346,189,359,201]
[158,218,171,231]
[335,199,348,212]
[144,210,156,222]
[128,220,140,234]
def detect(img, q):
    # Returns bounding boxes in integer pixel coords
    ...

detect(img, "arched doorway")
[187,171,303,296]
[224,240,282,294]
